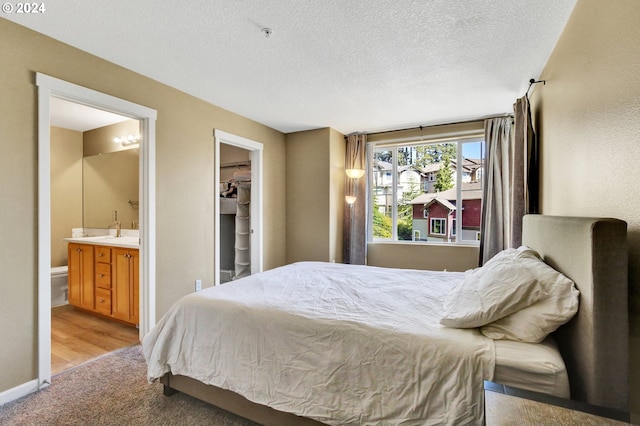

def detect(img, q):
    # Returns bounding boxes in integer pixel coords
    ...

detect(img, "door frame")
[214,130,263,285]
[36,73,157,389]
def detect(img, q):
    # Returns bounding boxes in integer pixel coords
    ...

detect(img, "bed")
[142,215,628,425]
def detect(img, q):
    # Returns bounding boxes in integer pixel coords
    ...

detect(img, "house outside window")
[368,128,484,245]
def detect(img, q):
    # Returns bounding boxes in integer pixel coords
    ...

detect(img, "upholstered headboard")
[522,215,628,412]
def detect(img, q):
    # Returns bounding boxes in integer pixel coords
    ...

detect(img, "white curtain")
[480,97,538,264]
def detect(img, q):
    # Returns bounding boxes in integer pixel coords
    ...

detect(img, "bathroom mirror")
[81,118,139,230]
[83,147,139,229]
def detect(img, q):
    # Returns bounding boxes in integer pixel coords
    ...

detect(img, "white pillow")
[440,250,547,328]
[481,253,579,343]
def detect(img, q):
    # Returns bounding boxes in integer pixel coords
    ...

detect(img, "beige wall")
[286,128,345,263]
[367,243,479,272]
[50,126,83,267]
[329,128,346,263]
[0,18,286,393]
[528,0,640,414]
[529,0,640,316]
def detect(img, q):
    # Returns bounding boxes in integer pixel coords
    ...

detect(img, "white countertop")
[65,235,140,249]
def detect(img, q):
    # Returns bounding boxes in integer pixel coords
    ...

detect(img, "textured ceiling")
[4,1,577,134]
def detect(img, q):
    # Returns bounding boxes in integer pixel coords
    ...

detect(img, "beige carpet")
[0,345,259,425]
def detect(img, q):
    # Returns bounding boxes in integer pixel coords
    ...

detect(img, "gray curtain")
[479,97,538,264]
[343,134,366,264]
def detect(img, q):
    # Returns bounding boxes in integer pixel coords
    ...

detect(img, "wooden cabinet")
[68,243,95,310]
[112,248,139,325]
[94,246,112,316]
[67,242,138,326]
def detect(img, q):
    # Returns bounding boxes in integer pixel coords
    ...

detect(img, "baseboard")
[0,379,40,406]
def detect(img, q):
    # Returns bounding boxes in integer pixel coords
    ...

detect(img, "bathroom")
[49,98,140,373]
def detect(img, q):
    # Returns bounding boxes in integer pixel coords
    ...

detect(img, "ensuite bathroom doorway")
[36,73,157,391]
[49,98,141,375]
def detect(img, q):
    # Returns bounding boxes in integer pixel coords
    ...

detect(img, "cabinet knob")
[98,274,104,278]
[99,253,103,257]
[99,298,104,303]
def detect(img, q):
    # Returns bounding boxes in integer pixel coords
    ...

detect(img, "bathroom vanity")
[66,236,139,326]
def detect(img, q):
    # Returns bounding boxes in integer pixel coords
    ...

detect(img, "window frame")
[430,218,446,236]
[367,131,484,245]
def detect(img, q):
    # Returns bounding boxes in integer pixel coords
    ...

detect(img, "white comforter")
[143,262,495,425]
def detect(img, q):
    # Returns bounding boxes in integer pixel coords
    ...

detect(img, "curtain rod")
[526,78,546,98]
[359,113,512,138]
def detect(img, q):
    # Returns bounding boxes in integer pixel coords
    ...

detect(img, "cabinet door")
[68,244,81,306]
[67,243,94,310]
[130,249,139,325]
[112,248,132,323]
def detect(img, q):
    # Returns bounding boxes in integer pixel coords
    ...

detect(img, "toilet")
[51,266,68,307]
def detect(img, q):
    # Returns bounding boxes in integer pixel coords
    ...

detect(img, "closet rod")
[220,161,250,168]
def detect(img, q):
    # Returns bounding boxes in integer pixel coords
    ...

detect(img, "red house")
[408,182,482,242]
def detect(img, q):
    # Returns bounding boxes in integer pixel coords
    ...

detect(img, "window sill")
[369,240,480,248]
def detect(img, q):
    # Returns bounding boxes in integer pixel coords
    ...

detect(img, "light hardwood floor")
[51,304,140,375]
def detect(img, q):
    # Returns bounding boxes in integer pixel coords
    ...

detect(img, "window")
[430,218,446,235]
[369,131,485,244]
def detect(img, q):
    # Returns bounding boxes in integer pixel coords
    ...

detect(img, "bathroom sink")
[74,236,111,241]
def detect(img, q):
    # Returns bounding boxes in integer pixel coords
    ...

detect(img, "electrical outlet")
[195,279,202,292]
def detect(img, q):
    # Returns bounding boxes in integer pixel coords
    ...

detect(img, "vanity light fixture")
[114,134,140,147]
[345,195,357,205]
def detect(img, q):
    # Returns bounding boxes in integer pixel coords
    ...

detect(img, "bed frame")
[160,215,629,424]
[521,215,628,412]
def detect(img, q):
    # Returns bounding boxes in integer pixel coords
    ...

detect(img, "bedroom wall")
[530,0,640,320]
[367,243,479,272]
[285,127,346,263]
[0,18,286,394]
[328,128,346,264]
[528,0,640,415]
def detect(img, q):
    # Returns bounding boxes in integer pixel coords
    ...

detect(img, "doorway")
[50,99,140,374]
[36,73,157,390]
[214,130,263,285]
